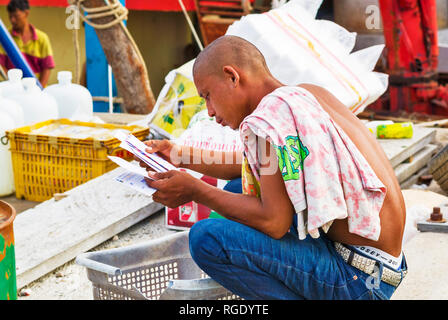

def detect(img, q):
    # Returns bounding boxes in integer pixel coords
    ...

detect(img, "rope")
[69,0,149,86]
[70,0,128,30]
[92,96,123,104]
[72,27,81,84]
[178,0,203,51]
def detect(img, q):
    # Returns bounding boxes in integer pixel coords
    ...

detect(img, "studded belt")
[334,242,407,287]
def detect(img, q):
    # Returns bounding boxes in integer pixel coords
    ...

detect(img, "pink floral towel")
[239,86,386,241]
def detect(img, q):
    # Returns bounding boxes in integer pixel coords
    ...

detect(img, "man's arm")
[179,145,242,180]
[147,138,294,239]
[39,68,51,87]
[141,139,242,180]
[193,166,294,239]
[38,32,55,88]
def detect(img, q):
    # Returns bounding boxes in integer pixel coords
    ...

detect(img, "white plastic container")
[44,71,93,121]
[0,111,16,196]
[0,69,24,98]
[11,77,59,125]
[0,88,25,128]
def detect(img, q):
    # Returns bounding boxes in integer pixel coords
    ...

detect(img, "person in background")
[0,0,55,87]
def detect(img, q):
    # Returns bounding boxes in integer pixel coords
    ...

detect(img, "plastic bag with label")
[147,60,206,139]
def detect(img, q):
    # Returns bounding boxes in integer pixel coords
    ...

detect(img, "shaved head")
[193,35,270,80]
[192,35,282,130]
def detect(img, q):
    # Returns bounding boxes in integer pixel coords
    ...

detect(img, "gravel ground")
[17,209,177,300]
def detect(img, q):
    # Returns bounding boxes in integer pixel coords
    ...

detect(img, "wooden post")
[82,0,156,114]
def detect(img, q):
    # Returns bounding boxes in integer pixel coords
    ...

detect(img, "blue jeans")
[189,180,407,300]
[222,178,242,194]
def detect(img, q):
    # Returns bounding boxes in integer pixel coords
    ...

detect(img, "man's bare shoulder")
[298,84,406,255]
[298,84,347,110]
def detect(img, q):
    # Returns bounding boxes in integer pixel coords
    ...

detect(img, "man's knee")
[189,219,226,265]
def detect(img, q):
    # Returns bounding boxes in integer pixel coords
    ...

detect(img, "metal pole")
[108,64,113,113]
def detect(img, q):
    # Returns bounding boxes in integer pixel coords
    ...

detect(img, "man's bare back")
[300,84,406,257]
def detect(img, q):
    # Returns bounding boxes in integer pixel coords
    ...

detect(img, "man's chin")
[218,120,239,130]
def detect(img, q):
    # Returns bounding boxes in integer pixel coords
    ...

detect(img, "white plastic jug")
[0,88,25,128]
[0,68,24,98]
[11,77,59,125]
[44,71,93,121]
[0,111,16,196]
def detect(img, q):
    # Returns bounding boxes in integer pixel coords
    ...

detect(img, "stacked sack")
[226,0,388,114]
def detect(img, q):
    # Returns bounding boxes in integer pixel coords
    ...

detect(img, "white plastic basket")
[76,231,240,300]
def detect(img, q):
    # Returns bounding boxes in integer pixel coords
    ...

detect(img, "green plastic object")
[208,211,226,219]
[0,201,17,300]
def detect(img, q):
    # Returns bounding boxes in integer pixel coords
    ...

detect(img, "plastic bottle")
[0,111,16,196]
[10,77,59,126]
[377,122,414,139]
[0,69,24,98]
[365,120,394,137]
[43,71,93,121]
[0,88,25,128]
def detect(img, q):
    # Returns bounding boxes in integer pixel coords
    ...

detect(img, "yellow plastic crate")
[6,119,149,202]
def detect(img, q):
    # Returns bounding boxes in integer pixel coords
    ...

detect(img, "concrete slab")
[394,144,438,183]
[400,166,429,189]
[377,127,436,168]
[13,166,163,289]
[417,220,448,233]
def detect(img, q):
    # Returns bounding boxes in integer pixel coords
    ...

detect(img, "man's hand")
[145,170,199,208]
[135,139,181,170]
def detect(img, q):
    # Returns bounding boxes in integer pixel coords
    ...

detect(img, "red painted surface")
[0,0,197,11]
[166,173,218,230]
[0,0,254,11]
[372,0,448,115]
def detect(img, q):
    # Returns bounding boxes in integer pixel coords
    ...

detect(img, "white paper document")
[108,156,157,197]
[115,132,177,173]
[115,171,157,197]
[109,133,178,197]
[108,156,149,177]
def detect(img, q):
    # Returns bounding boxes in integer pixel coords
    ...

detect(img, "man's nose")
[207,106,215,118]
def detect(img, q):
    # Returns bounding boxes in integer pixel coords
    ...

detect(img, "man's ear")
[24,9,30,19]
[222,66,240,88]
